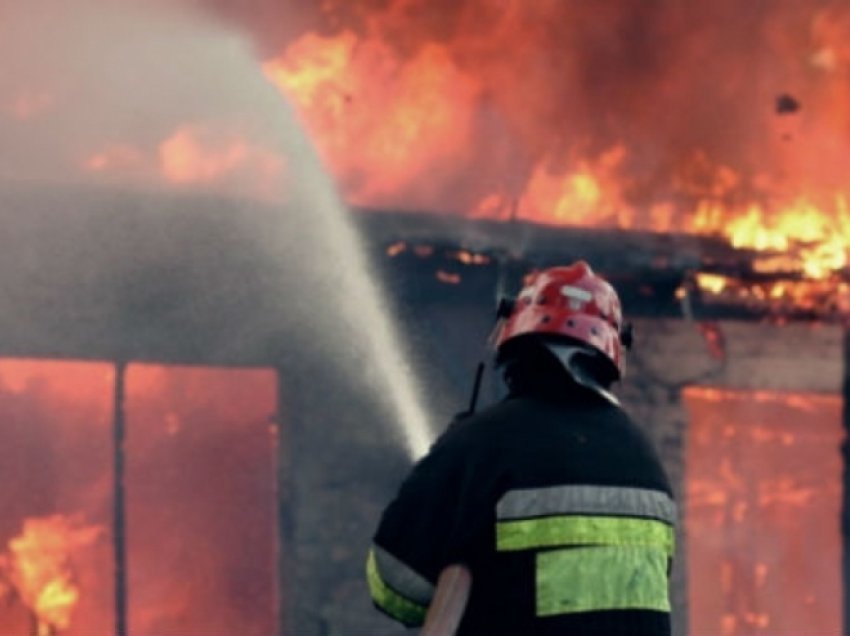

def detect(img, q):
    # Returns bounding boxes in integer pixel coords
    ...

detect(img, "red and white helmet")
[495,261,630,380]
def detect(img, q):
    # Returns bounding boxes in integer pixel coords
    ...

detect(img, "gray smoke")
[0,0,432,448]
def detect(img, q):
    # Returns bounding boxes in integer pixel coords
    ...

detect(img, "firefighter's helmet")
[495,261,631,381]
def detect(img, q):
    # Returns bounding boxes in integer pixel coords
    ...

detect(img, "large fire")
[257,1,850,309]
[6,1,849,309]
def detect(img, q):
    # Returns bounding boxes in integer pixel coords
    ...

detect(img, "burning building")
[1,1,850,635]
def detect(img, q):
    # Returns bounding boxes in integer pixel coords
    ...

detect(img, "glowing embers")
[689,273,850,320]
[684,387,842,635]
[384,241,492,287]
[0,360,278,636]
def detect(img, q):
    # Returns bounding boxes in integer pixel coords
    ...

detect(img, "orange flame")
[158,125,286,198]
[481,145,635,228]
[159,127,251,185]
[14,0,847,313]
[261,4,850,303]
[83,125,286,201]
[4,515,103,633]
[263,29,478,209]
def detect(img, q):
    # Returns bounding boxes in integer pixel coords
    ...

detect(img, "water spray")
[258,83,435,461]
[276,131,435,459]
[0,0,436,461]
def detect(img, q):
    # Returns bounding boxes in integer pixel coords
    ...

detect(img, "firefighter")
[367,261,676,636]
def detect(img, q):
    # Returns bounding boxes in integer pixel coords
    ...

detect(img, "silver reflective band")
[497,485,677,525]
[560,285,594,302]
[371,544,435,605]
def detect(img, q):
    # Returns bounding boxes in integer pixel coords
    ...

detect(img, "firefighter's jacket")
[367,386,676,635]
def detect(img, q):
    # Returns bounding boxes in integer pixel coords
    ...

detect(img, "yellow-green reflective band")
[366,550,428,626]
[496,515,675,554]
[371,544,434,604]
[536,546,671,615]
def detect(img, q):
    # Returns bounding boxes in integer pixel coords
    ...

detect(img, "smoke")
[0,0,433,452]
[0,0,285,199]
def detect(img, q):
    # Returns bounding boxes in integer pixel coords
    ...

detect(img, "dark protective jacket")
[367,382,676,635]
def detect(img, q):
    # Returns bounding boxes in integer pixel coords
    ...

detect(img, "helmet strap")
[544,343,620,406]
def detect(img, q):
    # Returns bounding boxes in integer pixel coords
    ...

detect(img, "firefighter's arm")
[367,421,497,628]
[420,564,472,636]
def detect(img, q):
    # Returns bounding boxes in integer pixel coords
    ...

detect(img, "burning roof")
[2,0,849,330]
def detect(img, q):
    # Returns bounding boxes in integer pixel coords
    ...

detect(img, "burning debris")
[369,211,850,322]
[775,93,802,115]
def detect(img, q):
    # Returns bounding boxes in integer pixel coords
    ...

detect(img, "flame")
[0,361,277,634]
[4,515,103,633]
[258,2,850,313]
[263,27,478,209]
[477,144,634,228]
[83,125,286,201]
[691,273,850,317]
[722,197,850,278]
[9,0,850,312]
[159,127,250,185]
[158,125,286,197]
[696,274,728,295]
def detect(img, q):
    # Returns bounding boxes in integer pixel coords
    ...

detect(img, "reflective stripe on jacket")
[496,485,676,615]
